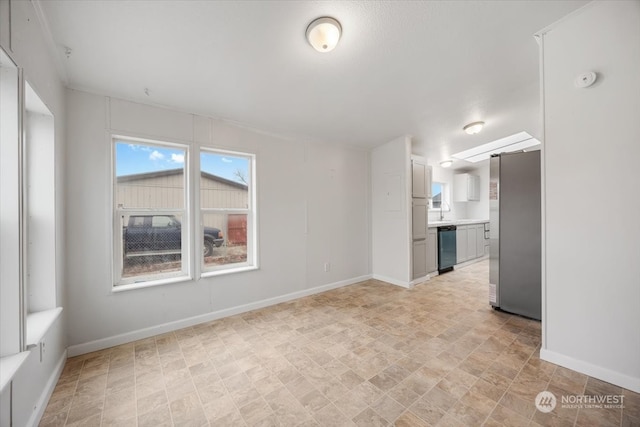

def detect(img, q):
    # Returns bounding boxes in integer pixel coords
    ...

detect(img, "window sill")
[26,307,63,348]
[113,274,192,293]
[201,264,258,278]
[112,265,258,292]
[0,352,30,393]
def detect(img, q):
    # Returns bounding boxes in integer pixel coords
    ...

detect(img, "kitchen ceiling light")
[452,131,541,163]
[440,160,454,168]
[463,121,485,135]
[306,17,341,53]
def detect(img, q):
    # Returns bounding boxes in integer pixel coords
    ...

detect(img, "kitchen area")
[409,148,542,322]
[372,135,542,322]
[411,155,491,280]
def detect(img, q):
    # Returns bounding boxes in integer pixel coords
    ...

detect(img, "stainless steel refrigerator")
[489,151,541,320]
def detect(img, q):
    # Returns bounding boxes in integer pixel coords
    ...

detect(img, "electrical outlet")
[324,262,330,272]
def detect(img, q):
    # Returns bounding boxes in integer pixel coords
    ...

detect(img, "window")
[1,50,61,360]
[200,149,256,274]
[430,181,450,210]
[112,138,257,289]
[113,138,188,288]
[152,215,177,228]
[24,82,57,314]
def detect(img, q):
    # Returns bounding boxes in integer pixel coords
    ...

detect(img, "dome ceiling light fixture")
[440,160,454,168]
[306,17,342,53]
[463,121,485,135]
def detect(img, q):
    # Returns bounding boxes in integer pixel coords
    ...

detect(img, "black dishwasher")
[438,225,457,274]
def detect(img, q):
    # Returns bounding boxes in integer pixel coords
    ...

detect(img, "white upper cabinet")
[412,157,427,198]
[411,156,432,199]
[412,198,428,240]
[453,173,480,202]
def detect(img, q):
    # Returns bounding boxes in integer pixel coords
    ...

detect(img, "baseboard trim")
[540,348,640,393]
[68,275,372,357]
[28,349,67,427]
[371,274,412,289]
[453,254,489,270]
[410,275,429,287]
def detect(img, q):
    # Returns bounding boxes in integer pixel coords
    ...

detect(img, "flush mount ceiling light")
[440,160,454,168]
[463,121,485,135]
[306,17,342,53]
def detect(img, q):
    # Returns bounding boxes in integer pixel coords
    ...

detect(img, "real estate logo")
[535,391,557,413]
[534,390,625,412]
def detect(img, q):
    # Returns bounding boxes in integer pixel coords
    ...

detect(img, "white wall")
[0,48,21,358]
[371,136,412,286]
[462,161,490,220]
[539,0,640,392]
[26,110,57,313]
[0,1,68,425]
[65,91,371,352]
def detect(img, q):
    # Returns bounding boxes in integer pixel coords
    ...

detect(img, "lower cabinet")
[427,223,488,276]
[466,226,477,261]
[427,228,437,273]
[456,226,468,263]
[457,223,489,264]
[476,224,485,257]
[412,239,427,279]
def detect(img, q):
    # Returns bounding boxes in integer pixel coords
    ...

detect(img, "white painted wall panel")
[371,136,411,285]
[12,314,65,427]
[1,2,68,425]
[540,0,640,392]
[305,143,369,288]
[65,91,370,349]
[110,97,194,142]
[193,114,211,144]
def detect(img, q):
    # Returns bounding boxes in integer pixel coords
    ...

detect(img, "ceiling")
[38,0,587,168]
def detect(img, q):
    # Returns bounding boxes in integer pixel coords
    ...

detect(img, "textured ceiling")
[39,0,587,167]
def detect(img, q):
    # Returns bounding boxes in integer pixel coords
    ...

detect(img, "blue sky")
[116,142,249,183]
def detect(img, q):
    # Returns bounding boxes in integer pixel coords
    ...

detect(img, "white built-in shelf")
[26,307,63,347]
[0,352,30,393]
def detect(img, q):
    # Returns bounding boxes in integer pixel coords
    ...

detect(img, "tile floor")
[40,260,639,426]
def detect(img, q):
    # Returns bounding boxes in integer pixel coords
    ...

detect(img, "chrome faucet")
[440,201,450,221]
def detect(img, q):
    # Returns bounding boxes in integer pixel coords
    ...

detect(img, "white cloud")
[170,153,184,164]
[149,150,164,161]
[222,157,232,163]
[128,144,152,152]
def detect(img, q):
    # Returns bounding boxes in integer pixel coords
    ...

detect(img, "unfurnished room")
[0,1,639,426]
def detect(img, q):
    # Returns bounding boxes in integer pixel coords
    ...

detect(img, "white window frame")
[200,147,257,276]
[112,136,191,290]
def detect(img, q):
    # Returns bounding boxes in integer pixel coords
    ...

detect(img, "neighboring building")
[116,168,248,209]
[117,169,248,244]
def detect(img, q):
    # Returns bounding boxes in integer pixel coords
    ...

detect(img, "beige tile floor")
[40,260,639,426]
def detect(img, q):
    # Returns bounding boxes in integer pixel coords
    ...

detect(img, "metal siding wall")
[116,174,184,209]
[201,178,247,209]
[117,174,247,231]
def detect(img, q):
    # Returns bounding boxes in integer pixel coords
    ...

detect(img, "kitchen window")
[430,181,450,210]
[112,137,189,289]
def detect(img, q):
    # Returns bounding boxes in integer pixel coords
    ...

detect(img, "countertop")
[428,219,489,228]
